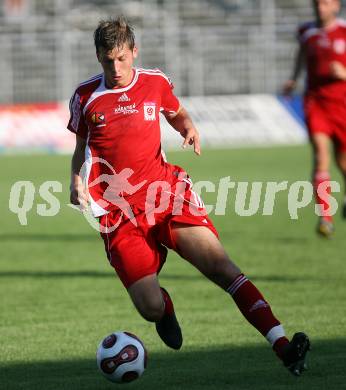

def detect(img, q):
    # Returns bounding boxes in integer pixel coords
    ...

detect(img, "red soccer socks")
[227,274,289,358]
[313,170,332,222]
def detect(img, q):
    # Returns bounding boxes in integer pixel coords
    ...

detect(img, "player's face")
[97,44,138,88]
[313,0,340,24]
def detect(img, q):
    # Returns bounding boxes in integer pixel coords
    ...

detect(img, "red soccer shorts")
[99,169,218,288]
[304,95,346,152]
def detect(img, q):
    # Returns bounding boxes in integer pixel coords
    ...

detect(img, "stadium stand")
[0,0,318,103]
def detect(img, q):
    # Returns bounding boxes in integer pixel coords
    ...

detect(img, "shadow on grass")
[0,271,203,281]
[0,270,116,279]
[0,233,311,245]
[0,233,99,242]
[0,339,344,390]
[0,271,324,284]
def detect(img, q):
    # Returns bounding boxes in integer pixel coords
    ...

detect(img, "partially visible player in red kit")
[283,0,346,237]
[68,17,310,375]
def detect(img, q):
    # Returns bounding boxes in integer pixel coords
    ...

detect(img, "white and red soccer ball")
[97,331,148,383]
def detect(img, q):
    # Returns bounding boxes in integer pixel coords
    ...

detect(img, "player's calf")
[127,276,182,349]
[226,274,288,346]
[135,298,165,323]
[128,275,165,322]
[200,256,241,290]
[226,274,311,375]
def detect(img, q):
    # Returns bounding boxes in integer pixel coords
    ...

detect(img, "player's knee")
[136,297,165,322]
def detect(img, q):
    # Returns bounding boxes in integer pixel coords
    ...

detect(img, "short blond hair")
[94,16,135,53]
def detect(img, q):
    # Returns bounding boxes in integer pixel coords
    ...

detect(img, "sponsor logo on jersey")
[91,112,106,127]
[334,39,346,54]
[114,103,139,115]
[118,93,131,102]
[144,102,156,121]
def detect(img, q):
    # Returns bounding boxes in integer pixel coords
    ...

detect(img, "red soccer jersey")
[298,19,346,99]
[67,68,181,217]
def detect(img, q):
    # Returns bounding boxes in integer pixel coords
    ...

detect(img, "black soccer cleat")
[155,288,183,350]
[282,332,311,376]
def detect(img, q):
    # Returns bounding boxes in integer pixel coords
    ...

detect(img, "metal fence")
[0,0,317,103]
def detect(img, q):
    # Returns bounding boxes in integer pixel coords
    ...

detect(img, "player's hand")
[70,184,89,211]
[282,79,297,96]
[330,61,346,80]
[182,127,201,155]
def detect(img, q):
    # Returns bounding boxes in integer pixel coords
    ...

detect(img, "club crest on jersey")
[334,39,346,54]
[144,102,156,121]
[91,112,106,127]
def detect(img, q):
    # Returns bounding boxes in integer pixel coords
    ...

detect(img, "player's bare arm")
[164,106,201,155]
[70,134,89,209]
[283,45,305,95]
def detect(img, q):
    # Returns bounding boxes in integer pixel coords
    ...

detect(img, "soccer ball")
[96,331,147,383]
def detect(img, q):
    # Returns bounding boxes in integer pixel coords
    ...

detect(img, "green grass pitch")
[0,145,345,389]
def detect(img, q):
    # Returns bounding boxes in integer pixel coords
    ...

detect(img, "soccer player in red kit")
[284,0,346,237]
[69,17,310,375]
